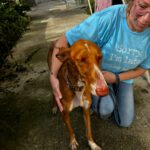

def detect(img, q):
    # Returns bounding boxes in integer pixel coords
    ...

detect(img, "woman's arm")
[48,35,69,112]
[48,35,68,76]
[119,67,147,81]
[102,67,147,84]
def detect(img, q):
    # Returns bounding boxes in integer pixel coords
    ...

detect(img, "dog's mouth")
[95,73,109,96]
[91,68,109,96]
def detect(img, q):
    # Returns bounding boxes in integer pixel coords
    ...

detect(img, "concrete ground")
[0,0,150,150]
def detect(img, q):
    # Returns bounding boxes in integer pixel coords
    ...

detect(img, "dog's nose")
[95,71,109,96]
[96,78,109,96]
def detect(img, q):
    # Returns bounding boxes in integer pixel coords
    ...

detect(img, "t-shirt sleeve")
[66,7,116,47]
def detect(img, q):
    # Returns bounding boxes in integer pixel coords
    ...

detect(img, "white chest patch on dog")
[69,91,84,111]
[69,79,85,111]
[70,95,89,111]
[77,79,85,87]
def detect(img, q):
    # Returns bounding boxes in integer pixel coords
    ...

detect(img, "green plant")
[0,0,30,66]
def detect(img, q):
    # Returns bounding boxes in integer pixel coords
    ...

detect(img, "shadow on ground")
[0,71,150,150]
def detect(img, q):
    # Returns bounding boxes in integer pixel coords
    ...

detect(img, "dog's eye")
[76,57,86,67]
[97,55,102,62]
[81,57,86,62]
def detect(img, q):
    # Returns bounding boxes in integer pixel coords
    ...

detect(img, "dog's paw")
[70,138,79,150]
[52,106,57,114]
[88,141,102,150]
[93,146,102,150]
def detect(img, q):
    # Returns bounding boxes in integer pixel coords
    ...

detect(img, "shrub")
[0,0,30,66]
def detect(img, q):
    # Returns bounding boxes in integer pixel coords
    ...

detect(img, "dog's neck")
[65,61,84,92]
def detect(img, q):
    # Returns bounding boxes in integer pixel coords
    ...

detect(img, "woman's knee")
[114,110,135,127]
[91,95,115,119]
[118,118,134,128]
[114,82,135,127]
[99,95,114,119]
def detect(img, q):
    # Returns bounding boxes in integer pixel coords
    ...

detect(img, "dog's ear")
[56,47,71,62]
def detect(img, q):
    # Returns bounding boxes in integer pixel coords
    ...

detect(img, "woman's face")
[128,0,150,32]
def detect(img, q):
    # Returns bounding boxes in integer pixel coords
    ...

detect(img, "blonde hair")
[126,0,134,15]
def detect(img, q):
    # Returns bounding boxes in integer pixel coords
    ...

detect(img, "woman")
[48,0,150,127]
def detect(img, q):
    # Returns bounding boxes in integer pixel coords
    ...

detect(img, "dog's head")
[56,39,109,96]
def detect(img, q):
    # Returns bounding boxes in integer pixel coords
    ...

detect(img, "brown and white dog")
[50,39,109,150]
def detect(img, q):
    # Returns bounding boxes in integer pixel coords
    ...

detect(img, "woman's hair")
[126,0,134,15]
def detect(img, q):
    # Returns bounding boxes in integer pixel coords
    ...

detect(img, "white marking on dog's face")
[90,64,107,96]
[88,141,102,150]
[84,43,90,52]
[90,65,100,95]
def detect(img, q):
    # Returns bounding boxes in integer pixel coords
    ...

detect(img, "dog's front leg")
[83,101,102,150]
[61,110,79,150]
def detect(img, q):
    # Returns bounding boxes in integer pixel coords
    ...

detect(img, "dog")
[50,39,109,150]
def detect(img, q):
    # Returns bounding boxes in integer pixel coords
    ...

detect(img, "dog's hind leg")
[52,95,58,114]
[52,102,58,114]
[61,110,79,150]
[83,104,102,150]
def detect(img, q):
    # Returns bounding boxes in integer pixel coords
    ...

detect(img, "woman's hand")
[48,35,68,112]
[102,71,117,84]
[50,74,63,112]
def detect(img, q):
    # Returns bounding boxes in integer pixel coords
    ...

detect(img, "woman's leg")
[91,82,135,127]
[114,82,135,127]
[91,85,115,119]
[99,94,115,119]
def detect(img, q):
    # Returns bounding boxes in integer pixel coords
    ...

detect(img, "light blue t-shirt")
[66,5,150,83]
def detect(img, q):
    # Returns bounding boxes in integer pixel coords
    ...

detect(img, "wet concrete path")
[0,0,150,150]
